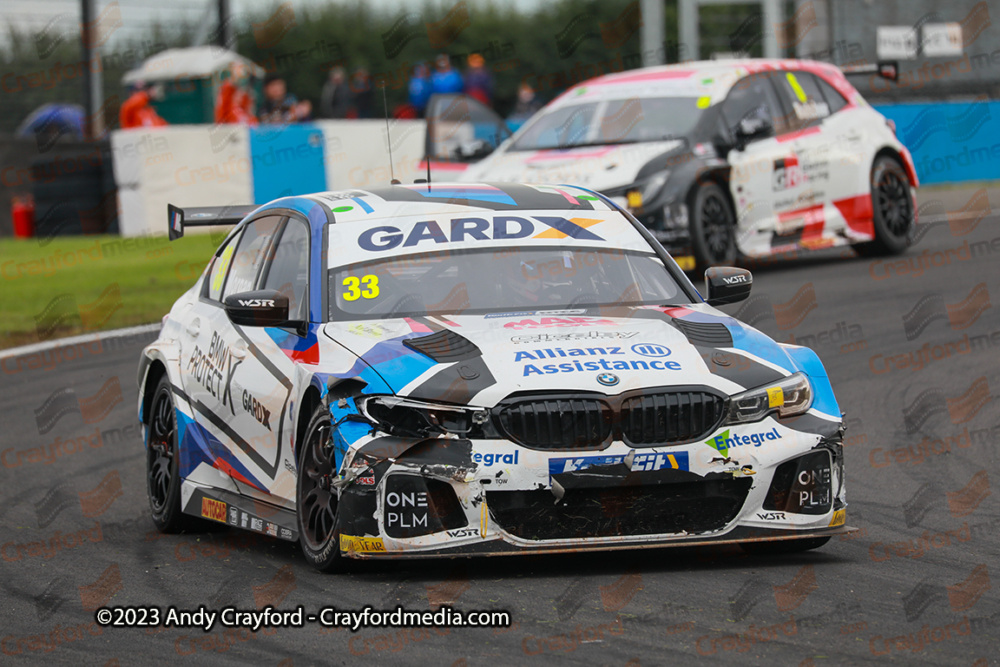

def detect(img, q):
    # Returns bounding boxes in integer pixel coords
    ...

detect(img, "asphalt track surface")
[1,185,998,665]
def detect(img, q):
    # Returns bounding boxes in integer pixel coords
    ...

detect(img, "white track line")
[0,323,161,360]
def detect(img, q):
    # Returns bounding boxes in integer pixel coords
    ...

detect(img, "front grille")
[495,388,726,450]
[621,391,725,445]
[498,398,611,450]
[487,477,752,540]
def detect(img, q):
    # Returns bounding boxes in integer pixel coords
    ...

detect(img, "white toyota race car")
[426,59,917,269]
[139,182,851,571]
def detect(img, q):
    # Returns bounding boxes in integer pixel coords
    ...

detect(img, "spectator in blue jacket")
[408,62,433,116]
[431,54,463,95]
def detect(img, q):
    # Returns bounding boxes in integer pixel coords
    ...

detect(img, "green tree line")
[0,0,776,132]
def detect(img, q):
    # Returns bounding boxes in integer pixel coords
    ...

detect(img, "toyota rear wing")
[168,203,258,241]
[840,61,899,82]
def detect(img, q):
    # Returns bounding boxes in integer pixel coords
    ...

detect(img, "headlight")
[725,372,812,425]
[625,171,671,211]
[358,396,497,439]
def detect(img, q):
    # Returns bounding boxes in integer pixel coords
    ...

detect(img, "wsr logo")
[357,216,604,251]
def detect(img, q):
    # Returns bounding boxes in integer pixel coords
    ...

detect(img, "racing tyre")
[146,376,197,533]
[690,182,738,268]
[297,404,344,572]
[853,156,914,257]
[740,535,831,555]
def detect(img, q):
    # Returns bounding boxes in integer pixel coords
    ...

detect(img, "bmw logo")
[597,373,619,386]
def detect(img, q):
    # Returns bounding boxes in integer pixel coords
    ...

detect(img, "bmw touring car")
[425,59,917,269]
[139,182,851,571]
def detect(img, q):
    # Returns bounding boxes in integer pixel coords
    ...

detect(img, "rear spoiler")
[840,61,899,82]
[168,203,258,241]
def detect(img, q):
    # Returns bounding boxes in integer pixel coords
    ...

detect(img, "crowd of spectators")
[119,51,542,129]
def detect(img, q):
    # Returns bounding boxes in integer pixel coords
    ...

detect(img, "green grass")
[0,233,221,349]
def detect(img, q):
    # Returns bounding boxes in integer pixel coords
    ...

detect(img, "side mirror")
[223,290,290,327]
[735,116,773,148]
[704,267,752,306]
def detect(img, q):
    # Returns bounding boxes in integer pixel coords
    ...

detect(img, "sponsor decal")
[723,274,748,285]
[356,215,605,252]
[522,358,681,377]
[237,298,275,307]
[446,527,479,539]
[240,512,249,528]
[250,517,263,532]
[512,330,640,343]
[487,309,585,319]
[549,451,689,477]
[200,497,227,523]
[356,473,376,485]
[242,390,272,430]
[340,534,386,553]
[264,522,278,537]
[228,506,238,526]
[186,332,241,416]
[772,156,806,191]
[504,316,618,330]
[631,343,670,357]
[706,427,782,457]
[514,346,625,360]
[279,527,293,540]
[472,451,519,466]
[757,512,786,521]
[385,490,428,530]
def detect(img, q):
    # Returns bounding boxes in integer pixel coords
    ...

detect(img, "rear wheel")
[853,156,914,257]
[740,535,831,555]
[146,376,197,532]
[690,182,738,269]
[297,404,343,572]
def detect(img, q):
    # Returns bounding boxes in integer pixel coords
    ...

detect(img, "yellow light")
[766,386,784,408]
[829,509,846,527]
[626,190,643,209]
[674,255,696,271]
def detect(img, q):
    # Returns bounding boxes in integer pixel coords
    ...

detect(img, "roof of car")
[306,182,621,224]
[550,58,853,109]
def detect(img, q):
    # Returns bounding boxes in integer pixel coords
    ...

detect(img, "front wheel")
[853,156,914,257]
[689,182,738,269]
[296,404,344,572]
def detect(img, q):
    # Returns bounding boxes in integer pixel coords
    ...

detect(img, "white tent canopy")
[122,46,265,85]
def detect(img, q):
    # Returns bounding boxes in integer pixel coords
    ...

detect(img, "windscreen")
[510,97,703,151]
[328,246,683,321]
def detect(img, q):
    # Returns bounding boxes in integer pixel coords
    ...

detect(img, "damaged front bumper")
[333,418,851,559]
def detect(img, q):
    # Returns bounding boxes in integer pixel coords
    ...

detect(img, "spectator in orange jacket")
[120,82,167,128]
[215,64,257,125]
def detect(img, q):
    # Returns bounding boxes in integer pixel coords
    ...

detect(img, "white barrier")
[111,120,427,237]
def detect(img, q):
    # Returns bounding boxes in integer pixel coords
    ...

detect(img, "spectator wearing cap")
[464,53,493,107]
[320,66,352,119]
[431,54,463,96]
[408,62,433,116]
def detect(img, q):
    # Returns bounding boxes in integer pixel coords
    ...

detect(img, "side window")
[206,230,242,302]
[222,216,284,300]
[262,218,310,321]
[721,72,789,138]
[774,71,831,129]
[814,76,849,115]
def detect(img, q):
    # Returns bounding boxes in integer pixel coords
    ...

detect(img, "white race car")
[139,183,850,572]
[426,59,917,269]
